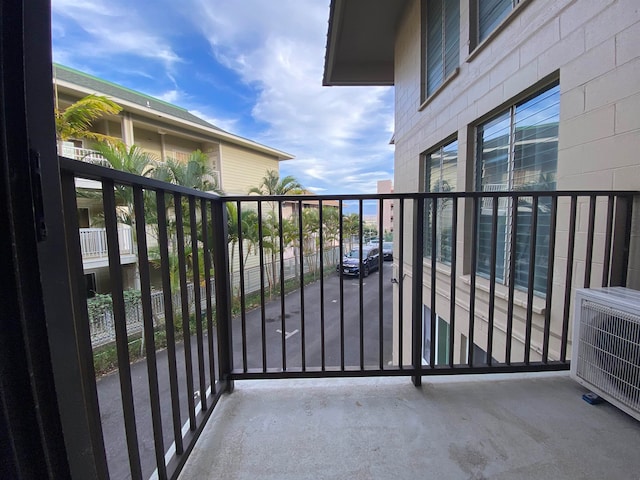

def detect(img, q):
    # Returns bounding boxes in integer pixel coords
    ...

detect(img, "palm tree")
[154,149,222,193]
[248,170,303,295]
[55,94,122,144]
[301,208,319,277]
[322,206,340,264]
[342,213,360,252]
[248,169,302,197]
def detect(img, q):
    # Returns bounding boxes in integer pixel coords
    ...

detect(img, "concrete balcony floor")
[179,372,640,479]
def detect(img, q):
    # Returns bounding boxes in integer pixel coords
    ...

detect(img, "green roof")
[53,64,223,132]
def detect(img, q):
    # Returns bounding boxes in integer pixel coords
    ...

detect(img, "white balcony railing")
[79,226,134,258]
[59,144,111,167]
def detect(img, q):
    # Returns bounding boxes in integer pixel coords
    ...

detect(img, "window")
[424,139,457,265]
[423,306,451,366]
[477,0,522,43]
[423,0,459,99]
[476,82,559,294]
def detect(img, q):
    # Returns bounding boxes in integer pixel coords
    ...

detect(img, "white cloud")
[52,0,182,70]
[186,0,395,194]
[51,0,396,194]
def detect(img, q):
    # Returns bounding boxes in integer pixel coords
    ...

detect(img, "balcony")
[80,226,136,267]
[52,157,639,480]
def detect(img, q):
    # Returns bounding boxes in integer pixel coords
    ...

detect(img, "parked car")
[382,242,393,261]
[336,246,380,277]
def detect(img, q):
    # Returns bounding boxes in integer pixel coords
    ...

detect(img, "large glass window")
[423,0,459,98]
[476,82,559,294]
[424,139,457,265]
[478,0,522,43]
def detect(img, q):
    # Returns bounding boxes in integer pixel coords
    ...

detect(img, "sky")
[51,0,396,195]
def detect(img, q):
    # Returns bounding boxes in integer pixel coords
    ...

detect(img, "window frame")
[421,0,460,104]
[474,80,560,295]
[423,137,458,266]
[468,0,531,59]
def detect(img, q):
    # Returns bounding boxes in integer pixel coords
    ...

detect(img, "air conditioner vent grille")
[576,300,640,414]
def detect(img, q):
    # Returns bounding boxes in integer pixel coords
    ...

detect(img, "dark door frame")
[1,0,106,478]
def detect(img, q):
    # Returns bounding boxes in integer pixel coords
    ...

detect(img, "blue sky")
[51,0,395,195]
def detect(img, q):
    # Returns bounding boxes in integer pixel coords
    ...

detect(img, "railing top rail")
[61,156,638,202]
[59,156,222,200]
[223,190,640,202]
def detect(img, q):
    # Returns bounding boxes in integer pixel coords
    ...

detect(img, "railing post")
[411,197,425,386]
[211,198,234,392]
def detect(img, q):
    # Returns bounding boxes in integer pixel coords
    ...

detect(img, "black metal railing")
[57,156,636,479]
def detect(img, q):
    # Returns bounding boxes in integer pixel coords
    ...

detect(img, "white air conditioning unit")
[571,287,640,421]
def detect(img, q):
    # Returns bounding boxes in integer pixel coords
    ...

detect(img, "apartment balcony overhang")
[323,0,408,86]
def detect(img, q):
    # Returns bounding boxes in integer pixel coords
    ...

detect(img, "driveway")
[97,263,394,479]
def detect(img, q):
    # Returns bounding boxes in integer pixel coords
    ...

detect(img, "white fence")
[89,246,341,347]
[79,226,134,257]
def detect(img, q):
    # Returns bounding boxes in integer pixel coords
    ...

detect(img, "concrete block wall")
[392,0,640,365]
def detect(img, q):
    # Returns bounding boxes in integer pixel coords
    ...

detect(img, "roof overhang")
[323,0,408,86]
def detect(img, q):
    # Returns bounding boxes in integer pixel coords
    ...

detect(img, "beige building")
[377,179,394,236]
[55,64,294,294]
[325,0,640,365]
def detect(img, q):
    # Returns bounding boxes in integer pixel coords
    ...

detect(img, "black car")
[382,242,393,261]
[336,246,380,277]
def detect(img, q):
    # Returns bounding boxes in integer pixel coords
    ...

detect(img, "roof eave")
[323,0,408,87]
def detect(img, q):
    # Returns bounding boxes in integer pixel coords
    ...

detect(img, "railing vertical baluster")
[448,197,457,368]
[319,200,326,371]
[411,197,425,386]
[398,198,404,368]
[584,194,597,288]
[103,180,142,480]
[257,201,267,372]
[506,195,518,365]
[524,196,539,365]
[487,195,499,366]
[602,195,615,287]
[359,199,364,370]
[189,197,207,412]
[542,196,558,363]
[379,198,385,370]
[430,195,437,368]
[339,200,345,370]
[237,201,248,373]
[279,201,287,371]
[133,186,166,479]
[211,197,234,392]
[561,196,578,363]
[174,193,197,430]
[298,200,306,371]
[201,198,216,393]
[468,196,478,367]
[155,192,183,454]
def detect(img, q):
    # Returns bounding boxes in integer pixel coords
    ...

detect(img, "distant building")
[54,64,294,294]
[377,180,394,236]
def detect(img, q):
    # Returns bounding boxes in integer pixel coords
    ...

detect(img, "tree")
[154,149,222,193]
[342,213,360,252]
[248,169,302,197]
[55,94,122,143]
[321,206,340,264]
[248,170,304,296]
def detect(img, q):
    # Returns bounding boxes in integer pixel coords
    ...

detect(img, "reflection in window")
[476,82,559,295]
[423,0,459,99]
[424,139,457,265]
[478,0,522,43]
